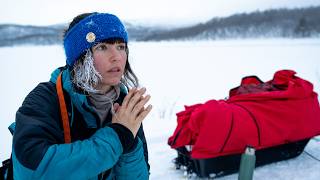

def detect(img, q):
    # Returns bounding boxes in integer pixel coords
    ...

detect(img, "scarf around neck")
[88,85,120,126]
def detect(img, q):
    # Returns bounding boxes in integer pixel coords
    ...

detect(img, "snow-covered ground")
[1,39,320,179]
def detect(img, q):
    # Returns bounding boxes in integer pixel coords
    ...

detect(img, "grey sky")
[1,0,320,25]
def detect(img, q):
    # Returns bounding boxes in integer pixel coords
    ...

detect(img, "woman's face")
[92,42,127,93]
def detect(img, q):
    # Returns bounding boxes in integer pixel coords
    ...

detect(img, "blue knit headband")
[63,13,128,66]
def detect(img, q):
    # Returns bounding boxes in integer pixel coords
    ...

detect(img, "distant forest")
[0,6,319,46]
[139,6,320,41]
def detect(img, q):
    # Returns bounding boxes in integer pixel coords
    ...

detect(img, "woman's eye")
[117,44,126,51]
[95,44,107,51]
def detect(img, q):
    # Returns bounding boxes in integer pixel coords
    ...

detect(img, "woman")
[12,12,152,179]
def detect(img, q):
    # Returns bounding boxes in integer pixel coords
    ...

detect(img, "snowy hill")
[0,6,319,46]
[140,6,320,41]
[0,24,63,46]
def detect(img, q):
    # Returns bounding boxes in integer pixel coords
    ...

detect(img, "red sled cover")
[168,70,320,159]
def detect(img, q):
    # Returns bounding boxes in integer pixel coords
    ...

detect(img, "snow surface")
[1,39,320,179]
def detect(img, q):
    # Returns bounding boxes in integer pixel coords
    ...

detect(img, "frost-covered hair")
[71,50,102,93]
[65,13,139,93]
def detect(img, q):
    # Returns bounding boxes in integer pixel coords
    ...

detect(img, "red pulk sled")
[168,70,320,178]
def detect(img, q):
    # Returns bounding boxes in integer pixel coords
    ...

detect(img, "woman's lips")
[108,67,121,72]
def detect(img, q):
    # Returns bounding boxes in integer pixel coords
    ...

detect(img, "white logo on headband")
[86,32,96,43]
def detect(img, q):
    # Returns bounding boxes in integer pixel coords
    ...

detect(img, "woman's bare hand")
[112,87,152,137]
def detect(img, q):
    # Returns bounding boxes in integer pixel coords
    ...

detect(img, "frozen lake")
[1,39,320,179]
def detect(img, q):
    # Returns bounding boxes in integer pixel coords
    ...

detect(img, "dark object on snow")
[168,70,320,178]
[173,139,309,178]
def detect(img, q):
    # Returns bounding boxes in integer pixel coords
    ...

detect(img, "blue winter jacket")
[12,67,149,180]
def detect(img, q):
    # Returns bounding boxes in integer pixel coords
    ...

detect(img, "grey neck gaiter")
[88,85,120,126]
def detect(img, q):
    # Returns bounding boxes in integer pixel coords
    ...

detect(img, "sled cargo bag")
[168,70,320,178]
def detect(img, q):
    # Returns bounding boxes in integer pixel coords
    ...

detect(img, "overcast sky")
[1,0,320,26]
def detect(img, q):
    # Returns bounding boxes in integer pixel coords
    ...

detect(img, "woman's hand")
[112,87,152,137]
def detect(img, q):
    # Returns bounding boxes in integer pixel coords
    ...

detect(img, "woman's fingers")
[116,87,151,122]
[127,87,146,111]
[132,95,151,116]
[113,103,120,112]
[121,87,136,108]
[111,87,152,137]
[136,104,152,122]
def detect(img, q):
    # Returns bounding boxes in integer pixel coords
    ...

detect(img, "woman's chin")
[102,80,121,86]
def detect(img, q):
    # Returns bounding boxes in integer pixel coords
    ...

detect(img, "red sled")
[168,70,320,178]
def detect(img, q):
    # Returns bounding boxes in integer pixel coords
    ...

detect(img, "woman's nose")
[109,46,121,61]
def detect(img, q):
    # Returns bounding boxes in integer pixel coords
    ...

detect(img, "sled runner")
[173,138,309,178]
[168,70,320,178]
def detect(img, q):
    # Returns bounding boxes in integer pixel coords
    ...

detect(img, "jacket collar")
[50,67,98,128]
